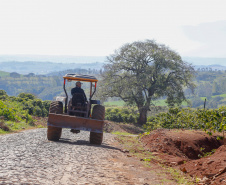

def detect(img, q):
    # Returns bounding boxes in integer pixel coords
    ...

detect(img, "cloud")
[182,20,226,57]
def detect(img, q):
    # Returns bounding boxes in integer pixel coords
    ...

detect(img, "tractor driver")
[71,81,87,103]
[70,81,87,134]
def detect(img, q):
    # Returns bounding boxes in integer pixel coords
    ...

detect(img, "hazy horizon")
[0,54,226,67]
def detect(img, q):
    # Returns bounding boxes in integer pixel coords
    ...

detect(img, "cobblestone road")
[0,129,172,185]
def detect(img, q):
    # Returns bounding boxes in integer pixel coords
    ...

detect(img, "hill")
[0,68,101,100]
[0,61,104,74]
[183,57,226,66]
[0,55,106,63]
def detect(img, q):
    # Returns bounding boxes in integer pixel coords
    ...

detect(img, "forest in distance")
[0,66,226,109]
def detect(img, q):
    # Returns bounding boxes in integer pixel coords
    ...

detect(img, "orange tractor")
[47,74,105,145]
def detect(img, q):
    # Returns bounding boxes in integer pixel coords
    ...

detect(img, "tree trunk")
[138,107,148,125]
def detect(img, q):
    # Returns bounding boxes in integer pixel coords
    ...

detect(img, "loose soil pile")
[104,121,144,134]
[141,129,226,185]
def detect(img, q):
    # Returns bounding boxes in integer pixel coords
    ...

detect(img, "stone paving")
[0,129,169,185]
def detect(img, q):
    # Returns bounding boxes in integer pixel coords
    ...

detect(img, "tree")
[0,90,8,100]
[100,40,195,125]
[10,72,20,78]
[18,93,35,100]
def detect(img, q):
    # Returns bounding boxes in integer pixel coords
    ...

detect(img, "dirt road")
[0,129,175,185]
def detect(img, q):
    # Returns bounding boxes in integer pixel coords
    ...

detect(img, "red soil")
[141,129,226,185]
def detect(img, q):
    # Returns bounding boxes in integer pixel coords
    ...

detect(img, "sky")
[0,0,226,58]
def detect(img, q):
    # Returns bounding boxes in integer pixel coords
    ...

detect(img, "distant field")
[104,99,189,107]
[201,94,226,99]
[213,94,226,98]
[104,99,169,107]
[0,71,10,77]
[200,97,206,101]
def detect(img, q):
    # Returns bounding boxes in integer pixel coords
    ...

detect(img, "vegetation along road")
[0,128,179,185]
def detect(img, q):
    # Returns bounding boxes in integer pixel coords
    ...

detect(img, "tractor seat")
[72,93,86,107]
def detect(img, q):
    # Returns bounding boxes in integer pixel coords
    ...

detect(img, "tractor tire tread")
[47,101,63,141]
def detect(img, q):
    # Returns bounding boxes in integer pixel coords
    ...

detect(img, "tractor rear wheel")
[90,105,105,145]
[47,101,63,141]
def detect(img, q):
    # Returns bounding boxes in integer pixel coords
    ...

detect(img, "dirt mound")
[141,129,223,160]
[140,129,225,184]
[181,145,226,185]
[104,121,144,134]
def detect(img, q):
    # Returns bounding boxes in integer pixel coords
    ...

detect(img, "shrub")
[105,107,138,124]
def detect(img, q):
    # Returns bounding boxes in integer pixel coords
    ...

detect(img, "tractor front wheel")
[90,105,105,145]
[47,101,63,141]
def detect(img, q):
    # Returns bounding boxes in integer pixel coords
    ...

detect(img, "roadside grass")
[112,131,134,136]
[5,121,33,131]
[116,134,193,185]
[0,118,46,135]
[0,129,8,134]
[162,165,194,185]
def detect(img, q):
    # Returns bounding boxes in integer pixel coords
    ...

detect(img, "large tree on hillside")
[100,40,195,125]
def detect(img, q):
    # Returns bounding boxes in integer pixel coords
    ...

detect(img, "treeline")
[46,68,102,76]
[1,70,225,107]
[0,68,102,100]
[0,75,63,100]
[194,71,226,96]
[184,71,226,108]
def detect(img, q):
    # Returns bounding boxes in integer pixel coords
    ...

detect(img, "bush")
[0,101,17,121]
[0,90,8,101]
[1,92,51,119]
[143,107,226,136]
[105,107,138,124]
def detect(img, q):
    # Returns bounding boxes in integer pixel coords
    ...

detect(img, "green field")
[213,94,226,98]
[104,99,170,107]
[201,94,226,100]
[104,99,190,107]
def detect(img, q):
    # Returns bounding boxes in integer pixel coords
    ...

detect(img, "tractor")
[47,74,105,145]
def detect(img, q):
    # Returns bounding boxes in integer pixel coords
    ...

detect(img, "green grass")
[5,121,32,131]
[104,100,168,106]
[116,135,193,184]
[164,166,193,185]
[0,71,10,77]
[212,93,226,98]
[104,91,226,108]
[112,131,134,136]
[201,93,226,100]
[0,129,8,134]
[0,120,36,135]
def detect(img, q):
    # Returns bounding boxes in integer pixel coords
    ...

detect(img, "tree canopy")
[100,40,195,125]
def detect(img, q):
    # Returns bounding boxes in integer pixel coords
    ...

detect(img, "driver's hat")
[76,81,82,86]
